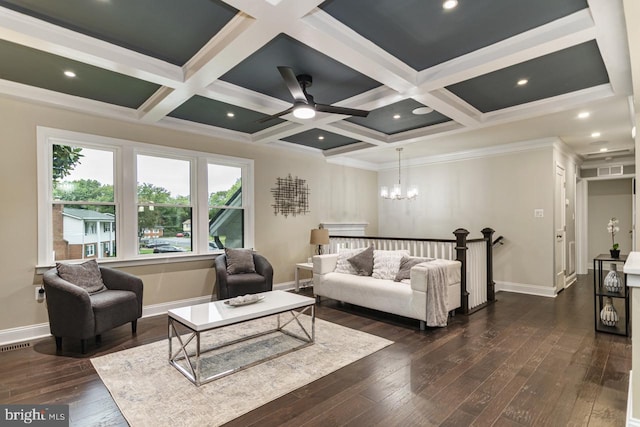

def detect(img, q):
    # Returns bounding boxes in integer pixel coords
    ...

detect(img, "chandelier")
[380,148,418,200]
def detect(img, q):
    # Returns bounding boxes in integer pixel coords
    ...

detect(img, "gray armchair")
[215,253,273,300]
[43,266,143,353]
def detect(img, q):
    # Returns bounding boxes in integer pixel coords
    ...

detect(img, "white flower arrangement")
[607,217,620,250]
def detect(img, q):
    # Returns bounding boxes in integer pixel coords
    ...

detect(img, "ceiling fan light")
[293,103,315,119]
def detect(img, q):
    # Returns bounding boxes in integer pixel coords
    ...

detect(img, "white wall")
[0,95,378,332]
[588,178,633,262]
[378,146,555,289]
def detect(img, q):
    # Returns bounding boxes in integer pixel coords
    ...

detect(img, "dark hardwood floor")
[0,273,631,426]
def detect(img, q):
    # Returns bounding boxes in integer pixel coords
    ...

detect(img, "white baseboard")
[0,284,299,346]
[565,273,577,289]
[495,281,557,298]
[0,323,51,347]
[628,371,640,427]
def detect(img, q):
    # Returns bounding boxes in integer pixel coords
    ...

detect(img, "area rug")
[91,314,392,427]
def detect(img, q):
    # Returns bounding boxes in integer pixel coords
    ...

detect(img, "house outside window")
[37,127,254,266]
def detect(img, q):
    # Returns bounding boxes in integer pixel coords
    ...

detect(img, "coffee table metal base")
[168,305,315,386]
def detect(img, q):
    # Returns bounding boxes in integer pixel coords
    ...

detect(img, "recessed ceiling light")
[600,148,608,152]
[393,114,401,119]
[591,132,601,138]
[226,112,235,118]
[442,0,458,10]
[577,111,590,119]
[318,135,325,140]
[517,79,528,86]
[63,70,76,78]
[412,107,433,115]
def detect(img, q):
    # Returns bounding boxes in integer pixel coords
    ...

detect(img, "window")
[50,145,116,261]
[85,244,95,257]
[37,127,254,266]
[137,154,192,255]
[208,164,243,250]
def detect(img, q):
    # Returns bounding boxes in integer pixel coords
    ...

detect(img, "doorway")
[576,177,634,273]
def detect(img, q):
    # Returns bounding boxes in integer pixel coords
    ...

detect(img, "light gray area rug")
[91,314,392,427]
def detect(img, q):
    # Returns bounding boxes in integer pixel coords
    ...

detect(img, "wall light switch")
[534,209,544,218]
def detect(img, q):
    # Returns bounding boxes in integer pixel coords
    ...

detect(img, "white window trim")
[36,126,254,268]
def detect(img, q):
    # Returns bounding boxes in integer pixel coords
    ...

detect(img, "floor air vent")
[0,342,31,352]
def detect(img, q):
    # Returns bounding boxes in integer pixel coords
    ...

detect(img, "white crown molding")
[377,137,559,171]
[325,155,378,171]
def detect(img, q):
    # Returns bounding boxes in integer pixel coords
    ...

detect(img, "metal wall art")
[271,174,309,218]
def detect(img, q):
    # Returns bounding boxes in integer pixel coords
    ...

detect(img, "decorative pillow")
[394,256,434,282]
[348,246,374,276]
[225,248,256,274]
[335,247,367,275]
[372,250,410,280]
[56,259,106,294]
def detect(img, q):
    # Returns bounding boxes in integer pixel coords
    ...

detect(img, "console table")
[593,254,629,336]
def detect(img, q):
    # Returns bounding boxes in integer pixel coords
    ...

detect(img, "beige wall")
[588,178,633,262]
[0,96,378,331]
[377,147,555,288]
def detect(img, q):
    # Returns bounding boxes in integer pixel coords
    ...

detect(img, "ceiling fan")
[258,66,370,123]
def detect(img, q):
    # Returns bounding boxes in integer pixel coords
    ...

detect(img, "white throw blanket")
[419,261,449,327]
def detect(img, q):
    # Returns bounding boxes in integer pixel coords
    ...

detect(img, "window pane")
[53,204,116,261]
[209,208,243,249]
[137,155,190,205]
[138,206,192,254]
[53,145,114,202]
[208,164,242,207]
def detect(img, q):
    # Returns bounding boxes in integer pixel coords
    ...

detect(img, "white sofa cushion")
[372,250,409,280]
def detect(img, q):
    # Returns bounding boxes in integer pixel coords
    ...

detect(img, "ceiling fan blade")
[315,104,369,117]
[277,66,307,103]
[256,106,294,123]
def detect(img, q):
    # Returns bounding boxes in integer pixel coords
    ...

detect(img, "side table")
[295,262,313,292]
[593,254,629,336]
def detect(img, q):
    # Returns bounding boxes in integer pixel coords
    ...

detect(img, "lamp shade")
[310,228,329,245]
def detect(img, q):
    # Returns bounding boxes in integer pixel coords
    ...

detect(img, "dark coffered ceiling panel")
[347,99,451,135]
[282,129,362,150]
[168,95,285,134]
[447,41,610,113]
[0,0,631,160]
[0,0,237,65]
[0,39,159,108]
[319,0,588,70]
[220,34,381,105]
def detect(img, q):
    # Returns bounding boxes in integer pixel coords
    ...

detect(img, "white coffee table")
[168,290,315,386]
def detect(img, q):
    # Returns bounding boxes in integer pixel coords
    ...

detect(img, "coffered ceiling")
[0,0,635,167]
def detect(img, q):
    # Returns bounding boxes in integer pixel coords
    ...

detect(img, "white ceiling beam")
[201,80,290,114]
[588,0,633,96]
[412,90,483,127]
[482,84,616,125]
[292,9,417,93]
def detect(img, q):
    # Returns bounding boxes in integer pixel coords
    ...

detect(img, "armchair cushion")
[56,259,106,294]
[225,248,256,275]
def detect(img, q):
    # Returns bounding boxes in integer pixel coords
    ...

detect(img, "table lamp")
[310,228,330,255]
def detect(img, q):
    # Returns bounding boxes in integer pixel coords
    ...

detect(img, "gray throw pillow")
[56,259,106,294]
[394,256,434,282]
[225,248,256,274]
[347,246,374,276]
